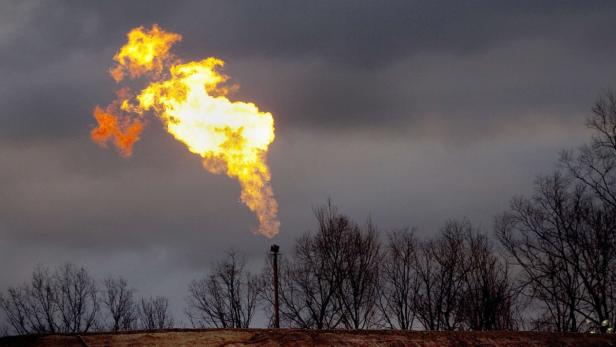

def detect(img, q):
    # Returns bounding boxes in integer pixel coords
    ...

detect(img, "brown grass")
[2,329,616,347]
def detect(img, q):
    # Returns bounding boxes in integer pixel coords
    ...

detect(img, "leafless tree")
[496,173,591,331]
[262,201,382,329]
[0,287,27,335]
[573,203,616,328]
[558,91,616,329]
[296,202,349,328]
[103,277,137,331]
[27,266,58,333]
[0,286,38,335]
[411,221,519,331]
[413,221,471,330]
[264,201,349,329]
[261,255,316,328]
[459,232,519,330]
[561,91,616,209]
[138,296,174,330]
[186,250,259,328]
[378,228,420,330]
[336,220,381,329]
[54,263,100,333]
[0,263,100,334]
[1,266,59,334]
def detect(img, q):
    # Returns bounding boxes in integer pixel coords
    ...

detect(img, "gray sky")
[1,0,615,326]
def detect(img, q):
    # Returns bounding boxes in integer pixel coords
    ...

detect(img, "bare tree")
[261,254,314,328]
[269,202,350,329]
[27,266,58,333]
[336,220,381,329]
[405,221,520,331]
[413,221,471,330]
[561,91,616,209]
[496,173,590,331]
[378,228,420,330]
[573,203,616,328]
[103,277,137,331]
[186,251,259,328]
[0,270,57,334]
[262,201,382,329]
[0,287,36,335]
[0,263,100,334]
[54,263,99,333]
[138,296,174,330]
[559,92,616,329]
[459,232,519,330]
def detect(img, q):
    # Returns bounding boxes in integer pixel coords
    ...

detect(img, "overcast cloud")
[1,0,615,326]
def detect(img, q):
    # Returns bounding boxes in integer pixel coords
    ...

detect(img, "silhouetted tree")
[0,266,57,334]
[337,219,381,329]
[138,296,173,330]
[497,173,588,331]
[186,250,259,328]
[54,263,99,333]
[411,221,520,331]
[460,232,519,330]
[497,170,616,331]
[572,203,616,329]
[413,221,472,330]
[103,277,137,331]
[266,201,349,328]
[262,201,382,329]
[260,255,315,328]
[559,91,616,328]
[300,201,353,329]
[0,263,99,334]
[378,228,420,329]
[562,91,616,209]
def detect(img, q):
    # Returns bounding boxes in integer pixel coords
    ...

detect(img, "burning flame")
[91,25,280,238]
[109,25,181,82]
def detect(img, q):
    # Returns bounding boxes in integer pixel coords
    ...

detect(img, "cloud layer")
[1,0,615,324]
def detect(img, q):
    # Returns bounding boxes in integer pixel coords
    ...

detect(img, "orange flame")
[91,106,144,158]
[109,24,181,82]
[91,25,280,238]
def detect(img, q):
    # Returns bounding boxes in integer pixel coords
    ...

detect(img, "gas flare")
[91,105,143,158]
[109,24,181,82]
[91,25,280,238]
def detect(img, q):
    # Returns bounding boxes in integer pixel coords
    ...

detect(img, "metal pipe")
[270,244,280,328]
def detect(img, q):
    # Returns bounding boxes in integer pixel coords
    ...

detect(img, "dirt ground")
[1,329,616,347]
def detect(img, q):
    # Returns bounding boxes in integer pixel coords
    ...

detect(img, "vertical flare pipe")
[270,244,280,328]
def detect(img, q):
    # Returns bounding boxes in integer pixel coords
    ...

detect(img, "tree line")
[0,263,174,335]
[2,93,616,335]
[257,205,519,331]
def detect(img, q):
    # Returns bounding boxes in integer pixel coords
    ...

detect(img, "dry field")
[2,329,616,347]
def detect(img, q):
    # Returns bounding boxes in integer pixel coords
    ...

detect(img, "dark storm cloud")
[5,1,603,68]
[1,0,616,324]
[3,0,616,139]
[172,1,615,65]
